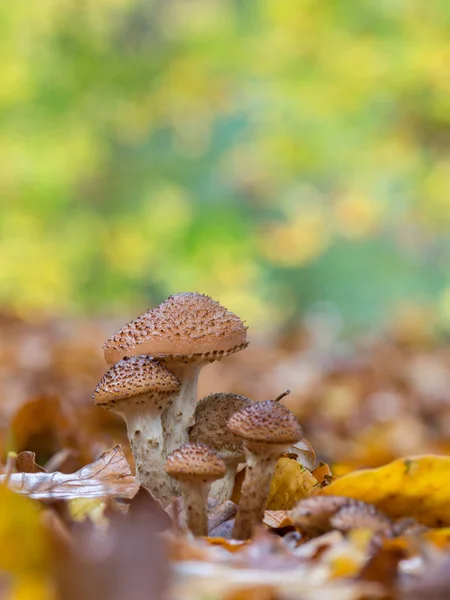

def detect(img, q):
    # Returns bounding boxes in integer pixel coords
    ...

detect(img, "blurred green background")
[2,0,450,331]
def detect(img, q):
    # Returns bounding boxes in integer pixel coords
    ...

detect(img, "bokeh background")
[1,0,450,473]
[3,0,450,330]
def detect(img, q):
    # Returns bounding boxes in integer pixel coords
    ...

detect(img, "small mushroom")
[103,293,248,465]
[330,503,393,536]
[228,400,303,540]
[93,355,180,506]
[164,442,226,536]
[290,495,357,536]
[290,495,391,537]
[189,392,251,502]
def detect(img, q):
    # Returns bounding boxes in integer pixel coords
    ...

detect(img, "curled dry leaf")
[266,458,318,511]
[0,446,138,501]
[263,510,294,530]
[322,455,450,527]
[16,451,46,474]
[287,438,317,471]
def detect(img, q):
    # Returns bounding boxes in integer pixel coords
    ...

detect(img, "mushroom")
[93,355,181,506]
[102,293,248,461]
[290,495,391,537]
[189,393,251,502]
[330,503,393,536]
[228,400,303,540]
[164,442,226,536]
[290,495,358,537]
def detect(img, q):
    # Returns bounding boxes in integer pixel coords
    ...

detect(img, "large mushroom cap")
[189,393,251,457]
[103,292,248,366]
[164,442,226,483]
[228,400,303,445]
[93,355,181,408]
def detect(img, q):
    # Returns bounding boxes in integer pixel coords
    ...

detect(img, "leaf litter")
[1,313,450,598]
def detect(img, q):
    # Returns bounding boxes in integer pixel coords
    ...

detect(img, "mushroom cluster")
[93,291,305,540]
[94,293,248,506]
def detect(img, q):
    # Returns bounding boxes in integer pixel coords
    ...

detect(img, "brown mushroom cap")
[189,393,251,455]
[164,442,226,483]
[103,292,248,366]
[93,355,181,408]
[291,495,378,536]
[330,503,393,535]
[227,400,303,445]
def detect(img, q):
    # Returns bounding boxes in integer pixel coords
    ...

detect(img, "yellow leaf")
[322,455,450,527]
[68,498,108,526]
[0,486,49,574]
[422,528,450,549]
[266,458,318,510]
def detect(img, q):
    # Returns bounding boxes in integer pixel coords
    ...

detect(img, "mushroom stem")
[119,400,173,506]
[180,482,210,536]
[233,449,278,540]
[209,462,237,503]
[161,364,201,457]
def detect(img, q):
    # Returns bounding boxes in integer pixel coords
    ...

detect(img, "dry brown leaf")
[16,451,46,474]
[322,455,450,527]
[0,446,138,500]
[263,510,294,529]
[266,458,318,510]
[288,438,317,471]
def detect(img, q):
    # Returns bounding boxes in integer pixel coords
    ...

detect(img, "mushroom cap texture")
[189,393,251,456]
[93,355,181,406]
[227,400,302,445]
[290,495,361,533]
[103,292,248,366]
[164,442,226,482]
[330,503,393,534]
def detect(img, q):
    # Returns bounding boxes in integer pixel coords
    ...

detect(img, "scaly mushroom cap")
[227,400,302,445]
[103,292,248,366]
[189,393,251,456]
[291,495,367,535]
[93,355,181,409]
[165,442,226,483]
[330,503,393,535]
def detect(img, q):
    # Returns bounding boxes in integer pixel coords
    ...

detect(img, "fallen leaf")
[223,585,278,600]
[358,542,407,588]
[288,438,317,471]
[16,451,46,474]
[266,458,318,510]
[0,486,49,575]
[231,467,246,505]
[263,510,294,529]
[208,500,237,533]
[0,445,138,500]
[422,528,450,549]
[312,462,334,485]
[322,455,450,526]
[68,498,108,525]
[204,538,247,553]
